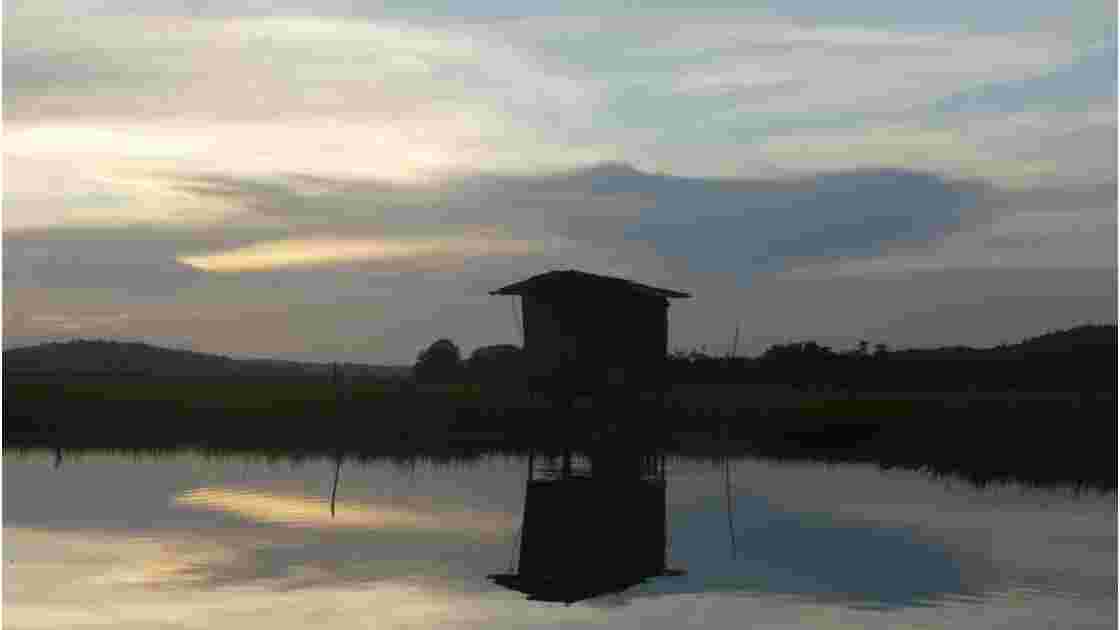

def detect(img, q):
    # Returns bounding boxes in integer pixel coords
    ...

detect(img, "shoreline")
[6,376,1114,492]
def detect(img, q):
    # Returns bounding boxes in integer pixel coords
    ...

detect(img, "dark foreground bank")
[5,375,1114,491]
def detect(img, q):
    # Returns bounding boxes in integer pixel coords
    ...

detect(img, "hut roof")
[490,270,691,299]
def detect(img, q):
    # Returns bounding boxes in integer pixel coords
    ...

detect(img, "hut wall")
[521,293,670,392]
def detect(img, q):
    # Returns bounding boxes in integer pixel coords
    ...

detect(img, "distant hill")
[2,339,411,380]
[5,325,1112,385]
[1011,324,1117,355]
[890,324,1117,360]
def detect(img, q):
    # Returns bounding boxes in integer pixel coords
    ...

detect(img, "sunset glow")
[178,236,541,272]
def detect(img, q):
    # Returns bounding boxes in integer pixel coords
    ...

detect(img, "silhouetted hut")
[490,270,690,398]
[489,451,675,603]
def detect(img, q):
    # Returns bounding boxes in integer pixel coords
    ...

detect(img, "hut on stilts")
[487,270,690,603]
[490,269,690,415]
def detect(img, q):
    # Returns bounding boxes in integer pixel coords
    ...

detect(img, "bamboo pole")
[330,455,342,518]
[724,457,737,559]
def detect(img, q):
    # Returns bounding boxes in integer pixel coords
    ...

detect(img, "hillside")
[1011,324,1117,355]
[4,325,1113,385]
[2,339,410,380]
[889,324,1117,360]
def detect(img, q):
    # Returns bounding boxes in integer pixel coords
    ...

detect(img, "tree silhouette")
[414,338,463,383]
[467,344,522,382]
[857,340,869,356]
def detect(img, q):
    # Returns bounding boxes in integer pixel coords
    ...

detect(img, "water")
[4,451,1116,628]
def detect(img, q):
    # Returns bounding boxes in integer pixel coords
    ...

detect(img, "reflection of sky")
[3,452,1116,629]
[646,492,965,607]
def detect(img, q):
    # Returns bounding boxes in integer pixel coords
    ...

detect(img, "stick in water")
[330,455,342,517]
[724,457,737,559]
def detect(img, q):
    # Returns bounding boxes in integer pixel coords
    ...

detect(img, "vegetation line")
[4,325,1114,492]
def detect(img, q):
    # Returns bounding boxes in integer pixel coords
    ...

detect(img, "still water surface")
[4,451,1116,628]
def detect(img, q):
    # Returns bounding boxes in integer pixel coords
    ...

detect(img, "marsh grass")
[4,375,1114,491]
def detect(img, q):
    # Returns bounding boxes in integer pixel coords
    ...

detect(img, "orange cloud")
[178,235,540,272]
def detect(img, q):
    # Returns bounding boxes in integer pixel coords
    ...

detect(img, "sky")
[3,0,1117,363]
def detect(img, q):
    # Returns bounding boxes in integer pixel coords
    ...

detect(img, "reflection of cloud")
[174,486,515,534]
[5,527,584,630]
[6,527,237,591]
[90,546,236,588]
[178,235,541,272]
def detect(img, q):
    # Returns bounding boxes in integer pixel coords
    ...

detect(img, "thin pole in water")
[664,454,672,559]
[329,362,344,518]
[724,457,737,559]
[330,455,342,518]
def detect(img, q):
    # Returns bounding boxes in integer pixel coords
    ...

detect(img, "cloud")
[3,9,617,221]
[7,161,1113,356]
[931,42,1118,115]
[5,7,1099,196]
[0,164,1038,298]
[3,157,255,230]
[4,13,596,122]
[601,168,986,276]
[3,231,210,296]
[658,23,1074,113]
[745,106,1117,186]
[475,14,1078,120]
[2,119,584,188]
[4,0,1113,367]
[782,201,1116,279]
[163,165,993,276]
[26,313,131,332]
[0,164,986,362]
[179,234,542,272]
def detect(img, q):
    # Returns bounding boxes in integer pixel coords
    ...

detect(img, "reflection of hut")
[490,451,679,603]
[490,270,690,398]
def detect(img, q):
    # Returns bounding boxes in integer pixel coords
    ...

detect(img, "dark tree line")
[416,325,1116,393]
[414,339,524,385]
[667,325,1116,393]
